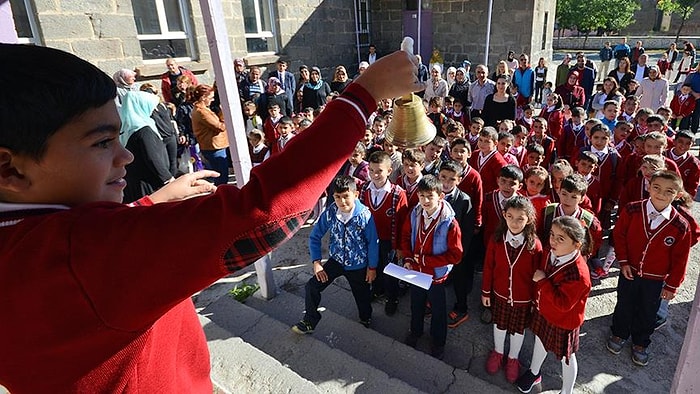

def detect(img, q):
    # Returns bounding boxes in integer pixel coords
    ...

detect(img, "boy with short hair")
[621,132,680,186]
[666,130,700,196]
[470,126,509,193]
[576,151,603,214]
[371,115,387,143]
[581,124,622,227]
[558,106,587,162]
[482,165,524,245]
[670,83,697,131]
[618,154,666,207]
[382,137,403,182]
[263,102,283,147]
[0,43,415,392]
[397,148,426,209]
[450,137,483,231]
[467,117,485,152]
[422,135,446,176]
[293,176,379,334]
[428,97,449,133]
[618,95,639,123]
[402,175,463,359]
[521,143,545,172]
[601,100,620,132]
[360,151,409,315]
[270,116,295,155]
[438,162,476,328]
[613,121,634,160]
[607,171,692,366]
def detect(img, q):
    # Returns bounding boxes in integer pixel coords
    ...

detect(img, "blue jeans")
[201,148,229,185]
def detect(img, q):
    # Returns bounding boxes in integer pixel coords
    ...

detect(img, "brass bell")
[384,93,437,148]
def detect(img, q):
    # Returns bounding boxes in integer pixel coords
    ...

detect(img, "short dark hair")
[0,44,116,160]
[331,175,357,194]
[402,148,426,165]
[480,126,499,142]
[561,174,588,196]
[570,107,586,117]
[417,174,442,194]
[500,165,524,182]
[675,130,694,141]
[526,143,545,155]
[368,150,392,166]
[578,150,599,165]
[498,131,514,142]
[650,170,683,192]
[279,116,294,126]
[439,160,463,176]
[646,114,666,125]
[450,137,471,153]
[430,135,447,147]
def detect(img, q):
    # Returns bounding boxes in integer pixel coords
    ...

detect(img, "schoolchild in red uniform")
[470,126,509,194]
[396,148,425,209]
[612,121,634,160]
[0,44,420,393]
[517,217,591,394]
[665,130,700,196]
[548,160,595,213]
[520,143,545,173]
[619,155,665,208]
[450,137,483,230]
[521,166,551,219]
[575,151,603,215]
[466,117,484,153]
[482,196,543,383]
[669,83,697,130]
[607,171,692,367]
[621,131,681,186]
[509,125,528,165]
[270,117,295,156]
[526,118,556,169]
[402,176,463,360]
[557,106,587,163]
[482,165,524,248]
[581,124,622,228]
[538,92,564,141]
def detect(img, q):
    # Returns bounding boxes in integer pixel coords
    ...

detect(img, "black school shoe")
[516,369,542,393]
[359,318,372,328]
[291,320,314,335]
[385,299,399,316]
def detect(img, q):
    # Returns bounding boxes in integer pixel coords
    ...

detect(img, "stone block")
[39,14,94,40]
[44,40,73,54]
[59,0,114,13]
[88,14,138,39]
[121,37,142,58]
[71,38,124,60]
[32,0,59,13]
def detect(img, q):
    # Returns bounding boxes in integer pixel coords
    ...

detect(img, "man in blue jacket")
[513,54,535,104]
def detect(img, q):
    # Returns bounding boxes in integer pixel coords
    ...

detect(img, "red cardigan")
[360,182,408,248]
[482,237,543,304]
[614,200,691,293]
[469,150,508,194]
[535,251,591,330]
[457,164,483,228]
[665,151,700,197]
[0,82,376,393]
[481,191,504,246]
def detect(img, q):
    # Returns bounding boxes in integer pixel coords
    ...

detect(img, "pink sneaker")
[485,350,504,375]
[505,357,521,383]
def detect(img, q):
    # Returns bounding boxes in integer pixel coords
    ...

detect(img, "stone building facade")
[8,0,554,83]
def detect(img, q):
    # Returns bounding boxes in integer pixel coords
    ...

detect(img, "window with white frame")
[355,0,370,47]
[131,0,196,61]
[242,0,278,54]
[9,0,39,44]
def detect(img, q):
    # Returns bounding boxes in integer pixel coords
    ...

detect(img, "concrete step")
[199,313,320,394]
[234,278,510,394]
[201,294,423,393]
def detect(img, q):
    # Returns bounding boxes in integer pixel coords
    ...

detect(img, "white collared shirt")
[497,191,510,210]
[369,180,392,206]
[645,199,672,230]
[335,209,354,224]
[422,204,441,229]
[479,150,497,167]
[505,231,525,248]
[669,149,688,161]
[590,146,609,157]
[550,249,579,267]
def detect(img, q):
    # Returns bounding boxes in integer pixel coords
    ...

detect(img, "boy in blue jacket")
[293,176,380,334]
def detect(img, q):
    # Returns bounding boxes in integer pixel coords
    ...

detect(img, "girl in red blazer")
[538,92,564,141]
[482,196,543,383]
[517,216,591,394]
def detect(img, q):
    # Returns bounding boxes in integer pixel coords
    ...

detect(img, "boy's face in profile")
[418,190,443,214]
[497,176,521,197]
[577,159,596,176]
[649,177,680,211]
[6,101,134,206]
[333,190,358,214]
[368,161,392,187]
[526,152,543,167]
[438,169,461,193]
[450,143,470,166]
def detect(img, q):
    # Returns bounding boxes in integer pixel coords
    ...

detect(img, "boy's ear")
[0,149,32,194]
[353,190,360,199]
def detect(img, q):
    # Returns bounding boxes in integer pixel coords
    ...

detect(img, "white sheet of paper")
[383,263,433,290]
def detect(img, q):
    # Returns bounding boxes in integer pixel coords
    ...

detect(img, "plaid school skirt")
[531,309,579,363]
[492,297,531,335]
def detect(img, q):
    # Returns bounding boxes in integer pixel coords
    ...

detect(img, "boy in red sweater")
[401,175,463,359]
[669,83,696,131]
[607,171,692,367]
[0,44,421,392]
[360,151,409,315]
[470,126,509,194]
[396,148,425,209]
[665,130,700,197]
[576,151,603,215]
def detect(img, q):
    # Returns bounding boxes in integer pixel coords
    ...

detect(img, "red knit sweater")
[469,150,508,194]
[482,237,543,304]
[359,183,408,249]
[665,151,700,197]
[457,164,483,227]
[535,251,591,330]
[0,82,376,393]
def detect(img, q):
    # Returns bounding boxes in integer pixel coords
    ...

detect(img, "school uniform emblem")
[664,236,675,246]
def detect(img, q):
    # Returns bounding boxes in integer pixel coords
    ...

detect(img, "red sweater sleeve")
[392,190,409,250]
[69,82,377,331]
[481,238,497,298]
[613,203,633,267]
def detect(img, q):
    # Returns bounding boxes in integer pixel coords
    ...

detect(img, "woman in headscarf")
[636,65,668,112]
[191,84,230,186]
[258,76,292,120]
[330,65,352,93]
[119,91,173,203]
[554,70,586,110]
[445,66,457,90]
[301,66,332,110]
[113,68,138,106]
[424,64,449,102]
[448,67,470,109]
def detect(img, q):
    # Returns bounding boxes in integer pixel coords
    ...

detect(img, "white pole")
[198,0,276,299]
[484,0,493,67]
[417,0,422,59]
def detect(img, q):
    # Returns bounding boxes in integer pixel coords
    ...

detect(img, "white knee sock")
[508,332,525,359]
[493,325,507,354]
[530,335,548,375]
[561,353,578,394]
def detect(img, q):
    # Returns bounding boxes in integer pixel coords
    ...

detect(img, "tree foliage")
[556,0,641,35]
[657,0,700,41]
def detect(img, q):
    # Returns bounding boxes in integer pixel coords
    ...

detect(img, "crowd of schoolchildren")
[235,51,700,394]
[119,46,700,393]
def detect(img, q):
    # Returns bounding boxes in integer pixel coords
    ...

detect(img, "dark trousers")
[534,81,545,103]
[611,275,663,348]
[373,240,399,301]
[691,101,700,134]
[410,283,447,346]
[162,134,178,177]
[451,254,475,313]
[304,258,372,328]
